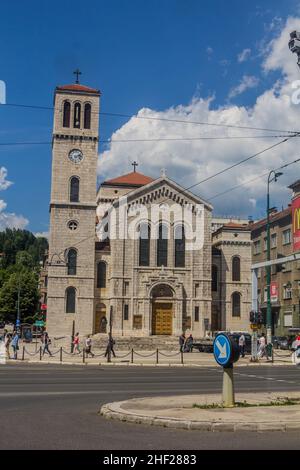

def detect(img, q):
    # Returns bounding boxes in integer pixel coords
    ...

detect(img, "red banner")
[270,282,278,303]
[292,196,300,252]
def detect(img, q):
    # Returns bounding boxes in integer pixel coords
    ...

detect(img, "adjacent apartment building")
[251,180,300,336]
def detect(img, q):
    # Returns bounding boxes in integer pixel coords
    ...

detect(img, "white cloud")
[0,167,12,191]
[0,168,29,230]
[98,16,300,218]
[34,231,49,239]
[237,48,251,63]
[228,75,260,99]
[206,46,213,55]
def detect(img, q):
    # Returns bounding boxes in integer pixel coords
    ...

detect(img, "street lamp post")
[266,170,283,352]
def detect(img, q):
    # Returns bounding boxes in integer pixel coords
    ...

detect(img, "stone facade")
[212,224,252,332]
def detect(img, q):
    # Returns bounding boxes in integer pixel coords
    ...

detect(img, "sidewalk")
[101,392,300,432]
[5,341,294,367]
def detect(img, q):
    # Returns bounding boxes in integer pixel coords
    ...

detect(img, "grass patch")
[192,397,300,409]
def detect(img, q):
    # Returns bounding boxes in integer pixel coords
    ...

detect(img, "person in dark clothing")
[42,332,53,356]
[179,333,186,352]
[185,334,194,352]
[105,335,116,358]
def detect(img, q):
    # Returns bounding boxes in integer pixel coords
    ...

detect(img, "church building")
[46,80,251,340]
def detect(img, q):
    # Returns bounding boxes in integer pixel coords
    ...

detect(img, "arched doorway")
[95,303,107,333]
[151,284,174,335]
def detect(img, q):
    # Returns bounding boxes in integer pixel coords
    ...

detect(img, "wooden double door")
[152,302,173,335]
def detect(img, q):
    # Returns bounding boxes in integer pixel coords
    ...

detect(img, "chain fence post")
[181,349,183,365]
[131,348,134,364]
[22,346,25,361]
[156,348,159,365]
[83,348,85,364]
[60,347,62,363]
[39,346,42,361]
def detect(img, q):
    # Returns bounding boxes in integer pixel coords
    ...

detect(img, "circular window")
[68,220,78,231]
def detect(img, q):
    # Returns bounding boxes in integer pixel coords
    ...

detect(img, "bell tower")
[47,76,100,337]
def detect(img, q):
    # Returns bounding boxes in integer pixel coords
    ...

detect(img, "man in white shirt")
[238,334,246,358]
[258,333,266,359]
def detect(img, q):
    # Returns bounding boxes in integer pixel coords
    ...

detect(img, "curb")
[4,359,292,368]
[100,400,300,433]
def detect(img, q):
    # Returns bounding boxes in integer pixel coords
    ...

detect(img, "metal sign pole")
[222,365,235,407]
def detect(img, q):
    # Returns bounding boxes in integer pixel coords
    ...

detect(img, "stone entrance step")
[91,334,182,351]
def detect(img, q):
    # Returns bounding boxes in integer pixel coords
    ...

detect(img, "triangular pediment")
[112,176,213,212]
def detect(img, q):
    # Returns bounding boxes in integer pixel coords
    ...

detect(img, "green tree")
[0,271,40,323]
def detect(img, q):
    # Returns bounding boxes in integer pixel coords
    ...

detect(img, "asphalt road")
[1,363,300,450]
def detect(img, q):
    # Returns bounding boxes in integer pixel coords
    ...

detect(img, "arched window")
[157,223,168,267]
[63,101,71,127]
[66,287,76,313]
[232,256,241,282]
[232,292,241,317]
[73,102,81,128]
[139,223,150,266]
[70,176,80,202]
[175,225,185,267]
[67,249,77,276]
[212,265,218,292]
[97,262,106,288]
[84,103,91,129]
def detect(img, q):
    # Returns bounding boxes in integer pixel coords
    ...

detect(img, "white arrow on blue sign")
[213,334,232,366]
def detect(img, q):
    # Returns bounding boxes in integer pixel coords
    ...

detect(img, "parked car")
[272,336,289,350]
[192,339,213,353]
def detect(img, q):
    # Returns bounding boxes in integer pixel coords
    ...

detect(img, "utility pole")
[16,277,21,335]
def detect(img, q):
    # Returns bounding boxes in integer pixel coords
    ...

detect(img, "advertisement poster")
[270,281,278,303]
[292,196,300,252]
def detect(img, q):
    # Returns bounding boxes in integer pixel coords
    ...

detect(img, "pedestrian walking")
[73,332,81,354]
[179,333,186,352]
[257,333,266,359]
[11,331,19,360]
[185,334,194,352]
[239,333,246,358]
[4,332,11,359]
[105,335,116,358]
[85,335,95,358]
[42,332,53,356]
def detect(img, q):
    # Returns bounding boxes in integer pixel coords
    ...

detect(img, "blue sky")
[1,0,300,233]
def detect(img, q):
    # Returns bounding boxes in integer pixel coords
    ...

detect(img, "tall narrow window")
[157,223,168,267]
[232,292,241,317]
[232,256,241,282]
[66,287,76,313]
[212,265,218,292]
[175,225,185,267]
[97,262,106,288]
[194,306,199,322]
[63,101,71,127]
[84,103,91,129]
[139,223,150,266]
[67,249,77,275]
[70,176,79,202]
[73,102,81,128]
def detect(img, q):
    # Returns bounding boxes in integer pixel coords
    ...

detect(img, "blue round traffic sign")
[213,333,239,367]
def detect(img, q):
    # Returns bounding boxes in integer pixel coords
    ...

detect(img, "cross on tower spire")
[132,161,138,172]
[73,69,82,84]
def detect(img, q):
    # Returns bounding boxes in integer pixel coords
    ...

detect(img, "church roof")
[102,171,154,187]
[56,84,100,95]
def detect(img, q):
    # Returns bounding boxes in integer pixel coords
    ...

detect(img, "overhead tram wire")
[1,134,300,147]
[2,102,300,135]
[207,156,300,201]
[157,135,295,206]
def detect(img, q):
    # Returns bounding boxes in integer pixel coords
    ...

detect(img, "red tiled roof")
[250,207,291,231]
[222,222,250,230]
[102,171,154,187]
[56,84,100,94]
